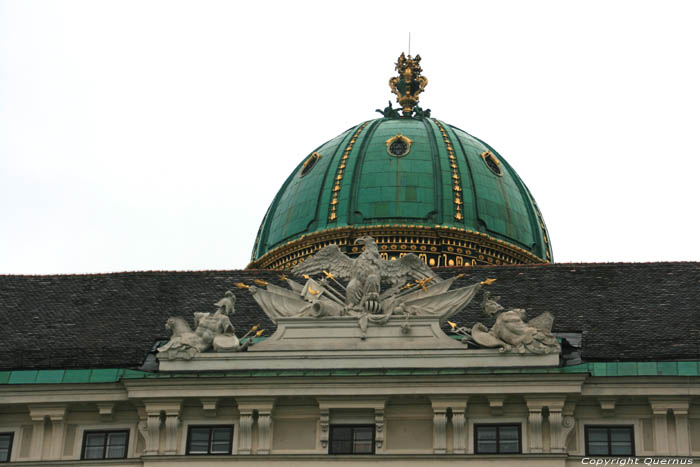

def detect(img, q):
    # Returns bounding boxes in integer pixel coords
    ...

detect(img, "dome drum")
[248,224,546,270]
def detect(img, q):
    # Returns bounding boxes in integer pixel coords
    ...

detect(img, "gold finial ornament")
[389,53,428,116]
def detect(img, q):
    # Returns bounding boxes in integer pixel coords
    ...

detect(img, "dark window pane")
[106,445,126,459]
[588,428,608,442]
[500,440,519,453]
[188,426,234,455]
[331,439,352,454]
[82,431,128,460]
[85,433,106,446]
[499,426,519,440]
[212,428,232,442]
[353,428,374,454]
[476,425,520,454]
[84,445,105,459]
[477,439,498,453]
[188,428,210,454]
[476,426,497,453]
[332,427,352,441]
[586,427,634,456]
[477,426,497,440]
[610,428,633,456]
[0,434,9,463]
[330,426,374,454]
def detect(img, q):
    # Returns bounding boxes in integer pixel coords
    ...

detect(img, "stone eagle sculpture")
[292,236,439,312]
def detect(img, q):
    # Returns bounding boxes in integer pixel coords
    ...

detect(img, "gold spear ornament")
[253,279,269,287]
[480,278,497,286]
[234,282,250,289]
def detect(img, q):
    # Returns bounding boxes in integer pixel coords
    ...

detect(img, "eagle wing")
[381,253,441,288]
[291,244,354,279]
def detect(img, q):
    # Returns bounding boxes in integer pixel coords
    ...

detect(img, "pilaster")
[560,401,577,453]
[142,399,182,456]
[374,407,385,454]
[649,398,690,456]
[256,409,273,455]
[452,409,467,454]
[236,397,276,455]
[237,410,254,455]
[546,400,568,453]
[674,408,690,456]
[28,405,67,461]
[319,408,330,451]
[430,397,467,455]
[163,411,181,455]
[432,410,447,454]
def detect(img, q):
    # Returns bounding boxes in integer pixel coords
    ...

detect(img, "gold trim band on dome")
[247,224,547,270]
[328,122,370,222]
[433,119,465,222]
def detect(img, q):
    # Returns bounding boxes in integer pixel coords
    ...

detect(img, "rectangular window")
[329,425,375,455]
[585,426,634,456]
[186,426,233,455]
[0,433,13,463]
[81,430,128,460]
[474,424,521,454]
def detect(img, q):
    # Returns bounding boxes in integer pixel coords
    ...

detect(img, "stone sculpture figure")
[292,236,438,313]
[471,309,560,355]
[158,290,250,360]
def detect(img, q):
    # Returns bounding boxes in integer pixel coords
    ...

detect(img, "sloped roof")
[1,262,698,370]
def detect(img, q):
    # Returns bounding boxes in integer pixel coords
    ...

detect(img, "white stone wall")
[0,374,698,464]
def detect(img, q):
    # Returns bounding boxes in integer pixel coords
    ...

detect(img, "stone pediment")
[158,314,559,371]
[157,236,561,372]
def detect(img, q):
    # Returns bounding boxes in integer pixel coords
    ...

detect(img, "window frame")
[328,424,376,455]
[185,425,234,456]
[80,429,129,460]
[0,432,14,464]
[473,423,522,454]
[584,425,635,457]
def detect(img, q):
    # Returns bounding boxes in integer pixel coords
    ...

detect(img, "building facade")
[1,55,698,465]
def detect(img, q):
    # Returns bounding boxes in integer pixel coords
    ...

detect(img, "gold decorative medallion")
[385,134,413,157]
[300,152,322,177]
[481,151,503,176]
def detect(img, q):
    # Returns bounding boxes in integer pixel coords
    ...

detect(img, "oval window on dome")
[481,151,503,176]
[300,152,322,177]
[385,134,412,158]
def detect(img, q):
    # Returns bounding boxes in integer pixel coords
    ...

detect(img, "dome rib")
[421,117,445,226]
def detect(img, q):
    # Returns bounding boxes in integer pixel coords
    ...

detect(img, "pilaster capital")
[649,397,690,415]
[429,396,468,412]
[235,397,276,413]
[28,404,68,422]
[524,395,566,411]
[143,399,182,416]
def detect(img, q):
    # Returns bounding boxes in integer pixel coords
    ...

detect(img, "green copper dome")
[249,116,552,269]
[248,53,551,270]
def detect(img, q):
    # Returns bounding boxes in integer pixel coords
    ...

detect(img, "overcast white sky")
[1,1,699,274]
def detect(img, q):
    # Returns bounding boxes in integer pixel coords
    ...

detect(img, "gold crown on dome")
[389,53,429,116]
